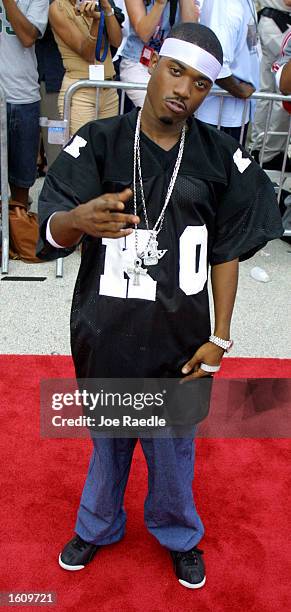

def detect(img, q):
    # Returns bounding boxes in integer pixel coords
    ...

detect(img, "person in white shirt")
[195,0,260,145]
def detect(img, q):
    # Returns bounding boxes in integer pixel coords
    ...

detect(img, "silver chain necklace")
[127,109,186,285]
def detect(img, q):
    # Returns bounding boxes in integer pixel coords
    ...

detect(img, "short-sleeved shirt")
[37,110,283,378]
[0,0,48,103]
[196,0,260,127]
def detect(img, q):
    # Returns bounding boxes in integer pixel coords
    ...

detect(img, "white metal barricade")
[54,81,291,278]
[0,84,9,274]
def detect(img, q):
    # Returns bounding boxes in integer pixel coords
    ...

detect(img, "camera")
[74,0,125,25]
[75,0,100,11]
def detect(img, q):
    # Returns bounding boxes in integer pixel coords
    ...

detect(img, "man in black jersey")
[37,22,283,589]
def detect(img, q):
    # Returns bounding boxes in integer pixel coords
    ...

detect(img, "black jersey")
[37,109,283,378]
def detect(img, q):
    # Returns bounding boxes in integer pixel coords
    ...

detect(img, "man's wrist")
[209,334,233,352]
[69,207,82,233]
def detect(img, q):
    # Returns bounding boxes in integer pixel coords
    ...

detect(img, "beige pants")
[58,75,119,136]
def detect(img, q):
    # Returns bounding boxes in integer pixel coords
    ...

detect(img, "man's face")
[147,54,213,126]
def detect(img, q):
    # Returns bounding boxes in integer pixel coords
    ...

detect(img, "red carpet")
[0,356,290,611]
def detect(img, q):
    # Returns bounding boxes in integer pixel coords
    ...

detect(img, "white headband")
[159,38,222,83]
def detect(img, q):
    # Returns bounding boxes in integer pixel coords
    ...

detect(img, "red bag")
[283,100,291,114]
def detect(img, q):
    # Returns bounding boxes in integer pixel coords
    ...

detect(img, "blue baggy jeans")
[75,432,204,552]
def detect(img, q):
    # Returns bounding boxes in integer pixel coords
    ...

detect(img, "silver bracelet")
[209,334,233,352]
[104,8,114,16]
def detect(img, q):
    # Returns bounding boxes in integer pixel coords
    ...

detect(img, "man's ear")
[148,51,159,75]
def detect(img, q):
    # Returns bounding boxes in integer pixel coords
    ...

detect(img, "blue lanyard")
[95,10,109,62]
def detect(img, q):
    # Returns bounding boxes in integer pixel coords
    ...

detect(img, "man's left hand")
[181,342,224,380]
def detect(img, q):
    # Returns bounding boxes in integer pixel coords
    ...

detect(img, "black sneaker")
[59,535,100,571]
[170,546,206,589]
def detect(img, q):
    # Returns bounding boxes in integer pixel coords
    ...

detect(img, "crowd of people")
[1,0,291,214]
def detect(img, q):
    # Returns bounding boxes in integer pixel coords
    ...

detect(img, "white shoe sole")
[178,576,206,589]
[58,553,85,571]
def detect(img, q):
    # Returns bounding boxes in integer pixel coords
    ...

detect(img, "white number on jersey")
[99,231,157,301]
[99,226,208,301]
[179,225,208,295]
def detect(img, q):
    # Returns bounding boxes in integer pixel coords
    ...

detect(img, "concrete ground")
[0,178,290,358]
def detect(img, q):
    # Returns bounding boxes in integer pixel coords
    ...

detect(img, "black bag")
[258,7,291,34]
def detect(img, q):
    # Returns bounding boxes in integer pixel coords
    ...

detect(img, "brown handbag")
[8,200,41,263]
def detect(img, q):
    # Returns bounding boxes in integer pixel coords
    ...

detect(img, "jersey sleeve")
[210,143,284,265]
[36,121,104,261]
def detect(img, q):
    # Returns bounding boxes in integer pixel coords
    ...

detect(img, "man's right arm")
[37,121,139,258]
[49,188,139,247]
[2,0,39,47]
[216,76,255,99]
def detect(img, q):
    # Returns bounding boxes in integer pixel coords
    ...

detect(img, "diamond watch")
[209,334,233,352]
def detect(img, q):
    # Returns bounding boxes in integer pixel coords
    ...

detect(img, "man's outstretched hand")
[181,342,224,381]
[50,188,140,247]
[71,188,139,239]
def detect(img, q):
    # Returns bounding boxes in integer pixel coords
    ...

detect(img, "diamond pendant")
[143,234,167,266]
[143,255,158,266]
[127,257,147,286]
